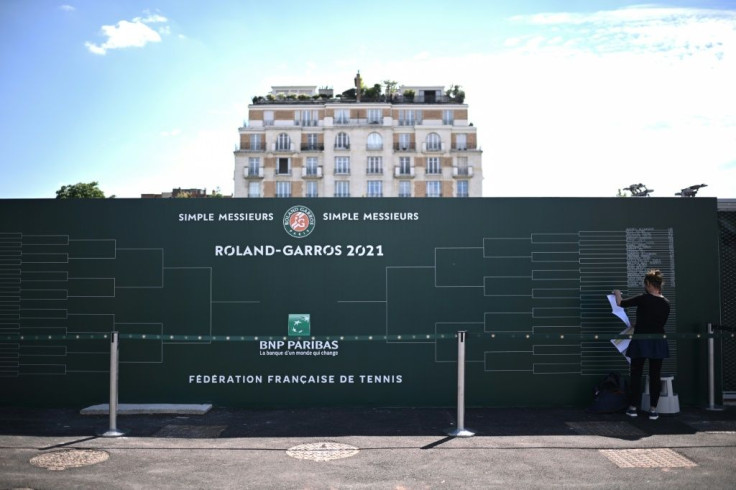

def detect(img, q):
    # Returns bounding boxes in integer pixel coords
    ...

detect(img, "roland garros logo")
[283,205,316,238]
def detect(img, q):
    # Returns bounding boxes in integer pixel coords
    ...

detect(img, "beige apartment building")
[233,78,482,198]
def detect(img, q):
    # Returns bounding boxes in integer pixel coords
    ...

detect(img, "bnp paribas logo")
[288,314,311,337]
[283,205,316,238]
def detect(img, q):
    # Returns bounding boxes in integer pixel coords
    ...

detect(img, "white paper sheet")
[607,294,633,363]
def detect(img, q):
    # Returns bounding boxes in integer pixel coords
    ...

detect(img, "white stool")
[641,375,680,414]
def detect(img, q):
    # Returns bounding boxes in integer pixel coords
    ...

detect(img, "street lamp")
[675,184,707,197]
[625,183,654,197]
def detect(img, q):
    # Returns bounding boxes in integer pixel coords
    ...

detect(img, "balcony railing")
[398,119,423,126]
[393,143,415,151]
[273,143,295,152]
[423,143,445,152]
[251,94,463,105]
[366,145,383,151]
[301,144,324,151]
[453,166,474,178]
[244,167,264,179]
[235,144,263,152]
[276,193,292,198]
[334,144,350,150]
[366,167,383,175]
[452,145,478,151]
[334,118,385,126]
[394,166,415,178]
[302,166,323,179]
[294,120,318,127]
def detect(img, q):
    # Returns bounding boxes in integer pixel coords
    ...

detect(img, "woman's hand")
[612,289,622,306]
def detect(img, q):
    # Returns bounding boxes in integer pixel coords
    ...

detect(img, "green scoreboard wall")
[0,198,722,408]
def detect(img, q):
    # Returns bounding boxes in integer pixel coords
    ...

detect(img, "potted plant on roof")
[403,89,415,102]
[446,85,465,103]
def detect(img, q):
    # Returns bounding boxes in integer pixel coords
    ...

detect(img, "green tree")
[55,182,106,199]
[383,80,398,99]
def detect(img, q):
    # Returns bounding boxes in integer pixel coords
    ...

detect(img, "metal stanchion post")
[446,331,474,437]
[706,323,724,411]
[102,331,125,436]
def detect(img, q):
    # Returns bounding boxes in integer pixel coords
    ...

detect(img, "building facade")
[233,80,482,198]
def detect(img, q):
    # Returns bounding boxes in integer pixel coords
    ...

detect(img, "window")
[335,109,350,124]
[366,132,382,151]
[399,157,411,175]
[264,111,274,126]
[427,181,441,197]
[456,156,469,176]
[299,110,318,127]
[248,157,260,176]
[276,133,291,151]
[306,181,318,198]
[306,133,319,150]
[455,134,467,151]
[335,181,350,197]
[443,110,454,125]
[427,157,441,175]
[399,110,422,126]
[457,180,469,198]
[367,109,382,124]
[426,133,441,151]
[276,181,291,198]
[335,156,350,175]
[335,132,349,149]
[305,157,319,176]
[367,156,382,174]
[248,182,260,198]
[367,181,383,197]
[277,157,290,175]
[249,134,261,151]
[398,133,411,150]
[399,181,411,198]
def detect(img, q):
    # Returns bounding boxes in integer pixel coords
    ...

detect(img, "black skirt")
[626,338,670,359]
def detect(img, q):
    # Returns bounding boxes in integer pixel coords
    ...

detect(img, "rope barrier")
[1,331,734,342]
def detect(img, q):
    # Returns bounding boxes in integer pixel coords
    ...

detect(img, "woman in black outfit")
[613,269,671,420]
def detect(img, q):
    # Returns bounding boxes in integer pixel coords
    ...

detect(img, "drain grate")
[566,421,647,438]
[154,425,227,438]
[600,448,697,468]
[30,449,109,471]
[286,442,359,461]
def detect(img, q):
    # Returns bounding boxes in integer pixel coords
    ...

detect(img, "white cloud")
[160,129,181,137]
[244,6,735,198]
[59,5,75,12]
[85,12,169,55]
[481,6,736,198]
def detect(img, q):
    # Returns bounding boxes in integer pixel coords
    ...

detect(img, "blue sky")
[1,0,734,198]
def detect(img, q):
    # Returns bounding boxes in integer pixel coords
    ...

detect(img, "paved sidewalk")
[1,405,735,489]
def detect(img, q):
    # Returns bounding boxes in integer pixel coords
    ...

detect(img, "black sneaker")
[626,407,638,417]
[649,409,659,420]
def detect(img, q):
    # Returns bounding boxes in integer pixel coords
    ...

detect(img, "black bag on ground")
[587,372,628,413]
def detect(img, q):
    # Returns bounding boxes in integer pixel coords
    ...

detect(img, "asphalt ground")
[1,404,735,489]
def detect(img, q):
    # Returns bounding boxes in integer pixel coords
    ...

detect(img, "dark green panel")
[0,198,722,408]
